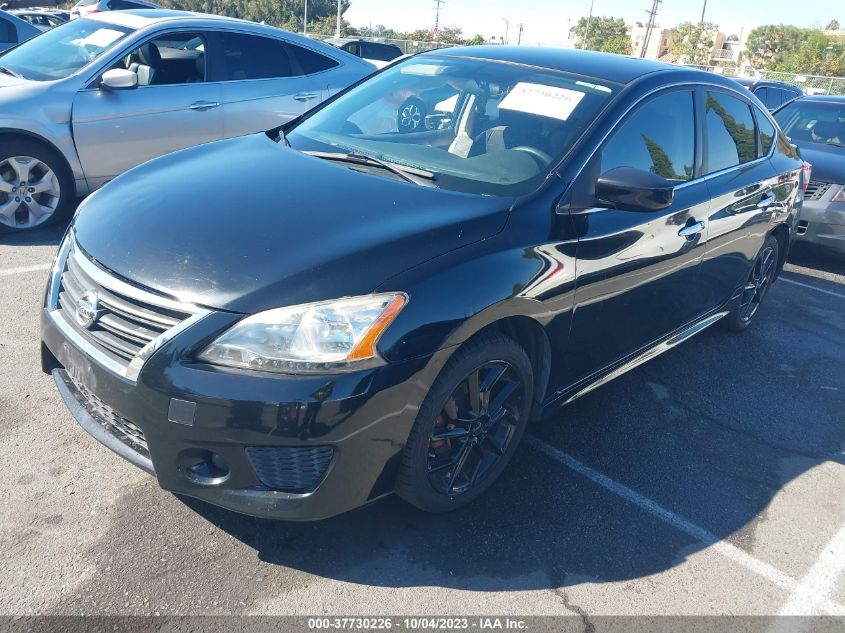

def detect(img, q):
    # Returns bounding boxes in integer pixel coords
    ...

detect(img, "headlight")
[197,293,407,374]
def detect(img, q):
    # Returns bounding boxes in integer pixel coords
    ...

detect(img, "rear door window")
[704,91,757,173]
[601,89,696,182]
[215,32,294,80]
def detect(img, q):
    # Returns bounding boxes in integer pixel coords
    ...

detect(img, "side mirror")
[100,68,137,90]
[595,167,675,212]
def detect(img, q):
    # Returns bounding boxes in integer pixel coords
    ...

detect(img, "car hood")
[795,143,845,184]
[72,134,512,314]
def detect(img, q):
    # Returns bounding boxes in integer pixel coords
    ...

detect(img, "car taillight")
[833,187,845,203]
[801,162,812,191]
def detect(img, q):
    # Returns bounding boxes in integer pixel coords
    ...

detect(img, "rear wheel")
[396,333,533,513]
[0,139,72,233]
[722,235,779,332]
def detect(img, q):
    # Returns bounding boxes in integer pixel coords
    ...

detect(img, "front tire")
[396,332,533,513]
[0,139,73,233]
[721,235,779,332]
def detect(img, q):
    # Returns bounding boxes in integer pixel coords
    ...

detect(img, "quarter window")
[286,42,338,74]
[0,17,14,44]
[601,90,695,182]
[704,91,757,173]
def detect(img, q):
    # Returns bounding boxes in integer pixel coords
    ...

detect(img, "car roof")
[427,46,695,85]
[793,94,845,104]
[88,9,249,29]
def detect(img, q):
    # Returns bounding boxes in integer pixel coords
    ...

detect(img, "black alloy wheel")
[397,333,533,512]
[722,235,780,332]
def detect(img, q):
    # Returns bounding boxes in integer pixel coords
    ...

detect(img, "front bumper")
[41,308,445,521]
[796,191,845,255]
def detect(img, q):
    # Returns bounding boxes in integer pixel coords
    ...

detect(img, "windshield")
[287,55,615,196]
[774,101,845,147]
[0,18,133,81]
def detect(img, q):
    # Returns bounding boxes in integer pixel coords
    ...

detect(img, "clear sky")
[344,0,843,45]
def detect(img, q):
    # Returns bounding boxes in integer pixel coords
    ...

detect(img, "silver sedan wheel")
[0,156,61,230]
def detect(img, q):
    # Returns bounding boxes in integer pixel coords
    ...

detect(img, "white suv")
[70,0,160,20]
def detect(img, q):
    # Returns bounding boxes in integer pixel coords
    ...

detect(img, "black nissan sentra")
[41,47,804,520]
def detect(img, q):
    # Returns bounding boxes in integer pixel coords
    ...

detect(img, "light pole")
[517,22,524,45]
[303,0,307,35]
[583,0,595,49]
[335,0,342,38]
[502,18,509,45]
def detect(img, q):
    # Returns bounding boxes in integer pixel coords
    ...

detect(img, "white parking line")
[526,436,845,616]
[780,276,845,300]
[777,522,845,616]
[0,263,51,277]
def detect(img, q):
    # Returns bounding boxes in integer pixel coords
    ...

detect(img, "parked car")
[734,78,803,111]
[0,8,39,52]
[10,9,67,31]
[0,10,375,232]
[41,47,803,521]
[773,95,845,255]
[69,0,159,20]
[324,37,403,69]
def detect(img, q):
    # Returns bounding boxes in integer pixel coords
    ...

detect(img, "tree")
[772,30,845,76]
[744,24,807,69]
[158,0,351,32]
[825,19,840,31]
[466,34,485,46]
[574,16,631,55]
[670,21,718,65]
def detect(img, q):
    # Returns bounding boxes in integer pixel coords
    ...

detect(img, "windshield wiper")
[303,151,437,187]
[0,66,23,79]
[826,140,845,148]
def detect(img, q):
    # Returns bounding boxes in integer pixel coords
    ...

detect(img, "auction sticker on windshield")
[500,82,586,121]
[74,28,126,49]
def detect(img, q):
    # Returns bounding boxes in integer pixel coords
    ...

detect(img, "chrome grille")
[48,237,207,381]
[805,180,832,201]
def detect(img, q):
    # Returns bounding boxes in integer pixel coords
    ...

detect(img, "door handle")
[293,92,319,102]
[189,101,220,111]
[678,221,705,238]
[756,194,776,209]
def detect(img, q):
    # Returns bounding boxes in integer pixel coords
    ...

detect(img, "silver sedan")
[0,10,375,232]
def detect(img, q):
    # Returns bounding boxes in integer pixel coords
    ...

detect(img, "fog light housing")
[178,449,230,486]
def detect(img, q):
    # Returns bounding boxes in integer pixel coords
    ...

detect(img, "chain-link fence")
[307,35,455,55]
[684,64,845,96]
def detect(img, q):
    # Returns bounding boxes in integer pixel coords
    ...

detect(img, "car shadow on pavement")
[0,219,69,247]
[787,243,845,277]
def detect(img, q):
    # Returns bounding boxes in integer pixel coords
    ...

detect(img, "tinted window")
[108,1,152,8]
[0,17,14,43]
[767,89,784,109]
[343,42,360,56]
[364,42,402,62]
[704,91,757,173]
[217,33,293,80]
[287,42,338,74]
[755,107,776,156]
[755,87,769,106]
[601,90,695,182]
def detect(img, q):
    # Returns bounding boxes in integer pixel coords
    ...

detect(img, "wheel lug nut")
[25,197,31,203]
[14,197,20,202]
[27,187,34,193]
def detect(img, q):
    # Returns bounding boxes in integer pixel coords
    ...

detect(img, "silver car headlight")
[197,293,407,374]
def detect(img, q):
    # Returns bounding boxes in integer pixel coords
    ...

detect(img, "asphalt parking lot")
[1,220,843,623]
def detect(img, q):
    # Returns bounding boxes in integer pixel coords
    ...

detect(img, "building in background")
[628,22,672,59]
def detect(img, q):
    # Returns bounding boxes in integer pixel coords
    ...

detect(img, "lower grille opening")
[70,376,149,458]
[245,446,334,493]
